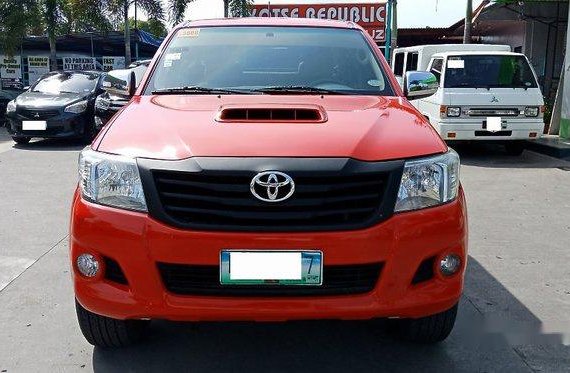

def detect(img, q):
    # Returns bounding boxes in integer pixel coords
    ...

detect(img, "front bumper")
[6,112,90,138]
[435,118,544,141]
[71,186,468,322]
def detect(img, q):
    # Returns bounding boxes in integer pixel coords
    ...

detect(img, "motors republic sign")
[251,3,387,42]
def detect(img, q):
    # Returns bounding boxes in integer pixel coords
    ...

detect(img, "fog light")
[76,254,100,277]
[447,132,457,139]
[440,254,461,276]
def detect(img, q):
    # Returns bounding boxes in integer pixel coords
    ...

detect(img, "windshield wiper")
[152,86,252,95]
[252,86,346,95]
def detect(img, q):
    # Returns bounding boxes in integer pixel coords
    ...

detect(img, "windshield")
[32,72,100,94]
[145,26,393,95]
[444,55,538,89]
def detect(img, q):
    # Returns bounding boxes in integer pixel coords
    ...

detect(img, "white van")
[392,45,545,155]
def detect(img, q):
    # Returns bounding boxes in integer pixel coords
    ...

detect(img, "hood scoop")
[216,105,327,123]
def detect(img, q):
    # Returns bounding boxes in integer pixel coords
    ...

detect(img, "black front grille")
[18,108,60,120]
[140,158,403,232]
[157,262,383,296]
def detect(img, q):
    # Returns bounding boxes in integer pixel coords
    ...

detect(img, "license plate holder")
[483,117,505,132]
[22,120,47,131]
[220,250,322,286]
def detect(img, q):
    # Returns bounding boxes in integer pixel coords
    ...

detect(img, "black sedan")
[5,71,106,144]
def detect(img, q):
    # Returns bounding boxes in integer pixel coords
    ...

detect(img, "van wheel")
[389,303,458,343]
[505,141,525,156]
[75,300,149,348]
[12,136,31,145]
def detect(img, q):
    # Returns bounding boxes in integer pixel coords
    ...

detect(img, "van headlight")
[78,148,147,212]
[395,149,460,212]
[524,106,540,117]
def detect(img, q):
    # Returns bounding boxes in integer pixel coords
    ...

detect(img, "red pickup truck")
[71,17,467,347]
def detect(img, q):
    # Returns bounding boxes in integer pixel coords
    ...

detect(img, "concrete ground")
[0,128,569,372]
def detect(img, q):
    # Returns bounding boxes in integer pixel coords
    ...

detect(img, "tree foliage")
[228,0,253,17]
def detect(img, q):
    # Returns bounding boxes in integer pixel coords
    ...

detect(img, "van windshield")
[444,55,538,89]
[145,26,393,96]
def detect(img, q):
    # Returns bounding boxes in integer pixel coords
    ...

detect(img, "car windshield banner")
[251,2,387,43]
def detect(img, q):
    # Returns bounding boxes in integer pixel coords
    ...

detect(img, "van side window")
[430,58,444,82]
[394,53,405,77]
[406,52,419,72]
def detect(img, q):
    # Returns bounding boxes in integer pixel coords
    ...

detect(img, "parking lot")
[0,128,569,372]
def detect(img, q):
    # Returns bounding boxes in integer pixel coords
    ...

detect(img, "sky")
[179,0,486,28]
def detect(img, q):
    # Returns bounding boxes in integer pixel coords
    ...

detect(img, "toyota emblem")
[250,171,295,203]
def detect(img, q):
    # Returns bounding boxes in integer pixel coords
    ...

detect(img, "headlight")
[65,100,88,114]
[446,106,461,117]
[78,148,147,212]
[524,106,539,117]
[6,100,16,113]
[395,149,460,213]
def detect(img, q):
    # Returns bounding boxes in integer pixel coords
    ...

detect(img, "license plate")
[486,117,502,132]
[22,121,47,131]
[220,250,322,286]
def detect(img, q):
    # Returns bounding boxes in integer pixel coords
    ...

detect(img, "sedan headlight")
[65,100,88,114]
[524,106,540,117]
[395,149,460,212]
[79,148,147,212]
[6,100,16,113]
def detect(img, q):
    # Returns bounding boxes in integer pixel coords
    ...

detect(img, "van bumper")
[434,119,544,141]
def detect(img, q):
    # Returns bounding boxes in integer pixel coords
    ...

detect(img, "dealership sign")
[0,55,23,89]
[102,56,126,72]
[251,3,387,42]
[63,57,96,70]
[27,56,50,84]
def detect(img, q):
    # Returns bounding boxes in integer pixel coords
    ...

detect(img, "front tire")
[12,136,31,145]
[390,303,458,343]
[75,300,149,348]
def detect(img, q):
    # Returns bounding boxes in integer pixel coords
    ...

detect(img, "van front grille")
[467,108,520,117]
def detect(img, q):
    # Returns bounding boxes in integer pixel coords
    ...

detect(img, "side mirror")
[102,69,136,97]
[404,71,439,100]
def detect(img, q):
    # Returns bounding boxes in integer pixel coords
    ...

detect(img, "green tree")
[223,0,253,17]
[0,0,41,56]
[121,17,168,38]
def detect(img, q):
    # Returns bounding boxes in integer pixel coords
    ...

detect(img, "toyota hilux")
[71,18,467,347]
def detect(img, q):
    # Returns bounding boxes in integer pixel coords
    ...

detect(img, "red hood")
[95,95,446,161]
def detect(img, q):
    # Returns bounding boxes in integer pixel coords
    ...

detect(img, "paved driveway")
[0,131,568,372]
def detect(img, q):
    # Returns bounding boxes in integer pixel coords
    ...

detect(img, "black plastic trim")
[138,157,404,232]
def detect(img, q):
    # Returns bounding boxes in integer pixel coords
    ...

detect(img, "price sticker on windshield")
[178,28,200,38]
[448,59,465,69]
